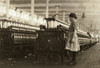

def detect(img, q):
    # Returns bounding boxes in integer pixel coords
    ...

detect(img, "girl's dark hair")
[69,13,77,19]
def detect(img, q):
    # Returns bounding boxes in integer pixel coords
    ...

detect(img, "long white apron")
[65,30,80,52]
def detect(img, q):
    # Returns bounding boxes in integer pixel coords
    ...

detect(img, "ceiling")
[1,0,100,32]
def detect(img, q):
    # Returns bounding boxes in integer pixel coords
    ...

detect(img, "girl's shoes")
[67,61,77,66]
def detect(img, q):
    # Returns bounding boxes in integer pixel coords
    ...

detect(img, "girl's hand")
[70,39,74,43]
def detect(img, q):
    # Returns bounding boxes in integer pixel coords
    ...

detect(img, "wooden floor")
[73,43,100,68]
[35,43,100,68]
[0,43,100,68]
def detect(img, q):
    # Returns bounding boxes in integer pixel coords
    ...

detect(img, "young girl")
[65,13,80,65]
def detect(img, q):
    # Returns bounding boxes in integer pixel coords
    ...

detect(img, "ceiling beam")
[36,12,100,15]
[10,0,86,3]
[10,0,99,3]
[32,10,100,14]
[10,3,100,7]
[18,8,84,12]
[19,8,100,13]
[16,6,84,9]
[36,13,100,19]
[36,13,100,16]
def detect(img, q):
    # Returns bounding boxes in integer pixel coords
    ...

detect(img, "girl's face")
[69,17,77,20]
[69,17,74,19]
